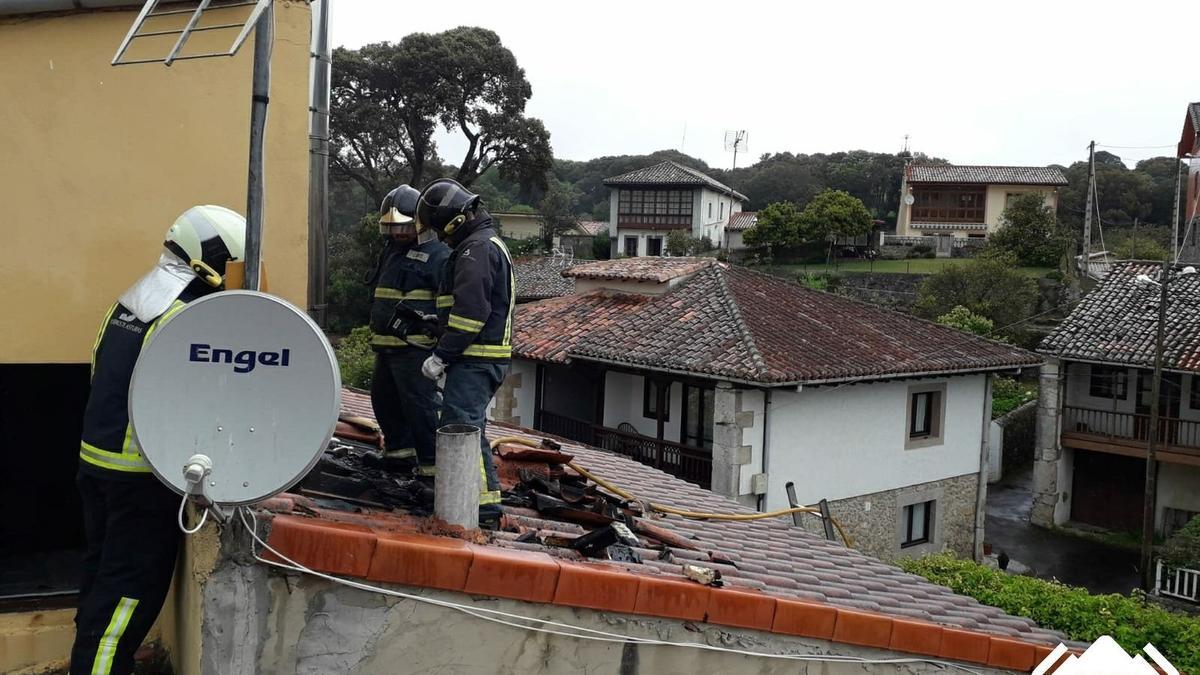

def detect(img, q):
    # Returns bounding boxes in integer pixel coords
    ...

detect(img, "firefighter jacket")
[368,236,451,350]
[434,212,516,362]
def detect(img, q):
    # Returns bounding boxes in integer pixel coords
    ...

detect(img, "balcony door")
[1135,371,1182,443]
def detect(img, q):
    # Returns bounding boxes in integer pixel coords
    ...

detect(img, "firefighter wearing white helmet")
[71,205,245,675]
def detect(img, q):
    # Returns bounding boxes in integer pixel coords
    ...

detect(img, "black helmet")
[416,179,480,236]
[379,184,421,235]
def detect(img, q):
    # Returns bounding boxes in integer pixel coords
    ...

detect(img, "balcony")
[1061,406,1200,465]
[538,410,712,489]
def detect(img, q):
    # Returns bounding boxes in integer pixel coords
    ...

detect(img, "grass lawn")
[761,258,1053,277]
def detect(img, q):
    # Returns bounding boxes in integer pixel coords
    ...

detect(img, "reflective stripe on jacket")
[368,239,450,350]
[79,299,187,474]
[435,219,515,362]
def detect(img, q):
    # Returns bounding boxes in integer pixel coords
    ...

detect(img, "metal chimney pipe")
[435,424,481,529]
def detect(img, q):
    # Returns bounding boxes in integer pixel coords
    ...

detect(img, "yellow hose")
[490,435,854,547]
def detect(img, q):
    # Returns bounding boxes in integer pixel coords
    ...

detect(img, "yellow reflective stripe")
[478,454,500,505]
[91,304,118,376]
[80,441,151,473]
[375,288,436,301]
[384,447,417,459]
[462,344,512,359]
[489,236,516,348]
[436,295,454,308]
[447,314,485,332]
[144,300,187,343]
[417,464,437,477]
[91,596,139,675]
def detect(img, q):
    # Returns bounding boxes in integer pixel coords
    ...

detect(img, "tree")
[326,213,385,335]
[796,189,874,262]
[988,193,1071,267]
[330,28,553,203]
[743,201,803,249]
[666,230,698,256]
[536,180,579,252]
[914,253,1038,341]
[936,305,995,337]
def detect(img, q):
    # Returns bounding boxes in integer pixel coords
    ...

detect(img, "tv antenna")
[724,130,748,170]
[111,0,275,291]
[129,291,340,526]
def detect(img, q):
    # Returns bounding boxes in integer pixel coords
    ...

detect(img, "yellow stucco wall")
[897,184,1059,237]
[0,1,313,364]
[494,212,542,240]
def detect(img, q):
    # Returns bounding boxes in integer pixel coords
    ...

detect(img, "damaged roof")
[905,165,1068,186]
[517,259,1040,385]
[256,389,1071,671]
[514,256,578,302]
[1039,261,1200,371]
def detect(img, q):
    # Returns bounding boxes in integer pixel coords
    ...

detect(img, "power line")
[1095,143,1177,150]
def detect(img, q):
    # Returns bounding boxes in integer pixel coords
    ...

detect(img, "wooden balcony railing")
[535,411,712,489]
[1062,406,1200,450]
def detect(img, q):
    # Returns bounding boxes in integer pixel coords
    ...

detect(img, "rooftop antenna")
[680,122,687,152]
[724,130,748,170]
[111,0,275,291]
[902,134,910,154]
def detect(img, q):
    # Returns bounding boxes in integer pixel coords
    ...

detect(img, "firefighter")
[72,205,245,675]
[367,184,450,473]
[416,178,514,526]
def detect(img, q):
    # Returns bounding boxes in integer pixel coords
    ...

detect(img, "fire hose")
[489,436,853,547]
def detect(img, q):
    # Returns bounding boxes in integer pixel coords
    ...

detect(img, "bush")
[1162,516,1200,569]
[335,326,375,389]
[914,252,1038,342]
[899,554,1200,671]
[988,193,1072,267]
[908,244,934,259]
[592,232,612,260]
[936,305,995,337]
[667,230,699,256]
[1113,237,1169,261]
[798,273,828,291]
[698,235,715,252]
[992,376,1037,418]
[504,236,545,257]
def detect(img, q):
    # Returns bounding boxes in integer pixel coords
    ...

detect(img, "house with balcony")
[603,161,746,256]
[1034,261,1200,538]
[890,164,1068,256]
[490,257,1039,561]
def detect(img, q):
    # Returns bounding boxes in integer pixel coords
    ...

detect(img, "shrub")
[992,376,1037,418]
[667,230,699,256]
[908,244,934,259]
[914,252,1037,342]
[591,232,612,260]
[335,326,375,389]
[698,235,715,252]
[1162,516,1200,569]
[798,273,828,291]
[899,554,1200,671]
[936,305,994,337]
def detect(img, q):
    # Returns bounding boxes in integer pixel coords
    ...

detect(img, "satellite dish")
[904,193,916,206]
[129,291,340,506]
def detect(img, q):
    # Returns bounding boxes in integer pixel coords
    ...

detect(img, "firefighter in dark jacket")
[72,205,246,675]
[416,179,514,525]
[367,184,450,472]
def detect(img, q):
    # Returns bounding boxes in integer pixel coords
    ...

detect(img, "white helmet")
[163,205,247,288]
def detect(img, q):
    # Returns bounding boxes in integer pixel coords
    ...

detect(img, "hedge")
[898,554,1200,670]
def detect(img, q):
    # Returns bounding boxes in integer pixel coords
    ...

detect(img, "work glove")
[421,354,447,381]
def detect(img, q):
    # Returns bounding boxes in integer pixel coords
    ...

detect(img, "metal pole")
[1171,159,1183,262]
[1081,141,1095,276]
[435,424,481,529]
[306,0,330,325]
[1140,258,1169,591]
[784,482,802,527]
[243,1,273,291]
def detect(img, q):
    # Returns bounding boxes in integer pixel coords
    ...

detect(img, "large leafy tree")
[743,201,804,249]
[913,252,1038,342]
[536,180,580,252]
[330,28,553,204]
[797,188,874,262]
[988,193,1072,267]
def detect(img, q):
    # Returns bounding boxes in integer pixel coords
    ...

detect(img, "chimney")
[435,424,481,529]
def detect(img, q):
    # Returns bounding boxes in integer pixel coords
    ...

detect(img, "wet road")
[985,466,1140,595]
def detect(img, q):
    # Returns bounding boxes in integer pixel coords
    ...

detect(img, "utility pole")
[243,2,273,292]
[1081,141,1096,276]
[1140,258,1169,592]
[1171,158,1183,262]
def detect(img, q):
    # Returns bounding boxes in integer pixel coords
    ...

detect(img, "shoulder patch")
[406,249,430,263]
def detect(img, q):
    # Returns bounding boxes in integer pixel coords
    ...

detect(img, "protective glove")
[421,354,447,381]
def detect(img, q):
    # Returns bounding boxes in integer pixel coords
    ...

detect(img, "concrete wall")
[796,473,980,561]
[494,212,542,240]
[0,2,313,364]
[988,421,1004,483]
[765,376,988,511]
[1158,463,1200,530]
[490,359,535,428]
[203,569,1009,675]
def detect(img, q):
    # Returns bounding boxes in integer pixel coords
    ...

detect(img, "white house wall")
[1157,463,1200,530]
[602,371,683,443]
[1063,364,1200,423]
[764,376,987,511]
[739,389,766,497]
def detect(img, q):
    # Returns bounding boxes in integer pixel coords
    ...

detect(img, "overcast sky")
[329,0,1194,170]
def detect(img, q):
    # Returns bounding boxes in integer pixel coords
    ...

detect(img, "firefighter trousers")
[71,471,180,675]
[439,360,507,510]
[370,349,440,467]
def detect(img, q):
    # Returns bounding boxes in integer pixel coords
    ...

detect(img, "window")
[624,235,638,256]
[901,500,934,548]
[1089,365,1127,399]
[720,201,725,219]
[1191,377,1200,410]
[617,189,692,227]
[682,384,715,450]
[708,202,713,219]
[909,391,940,439]
[647,236,663,257]
[911,185,986,222]
[643,379,670,420]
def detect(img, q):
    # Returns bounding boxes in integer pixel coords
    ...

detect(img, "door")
[1135,371,1181,444]
[624,236,638,256]
[647,236,663,257]
[1071,450,1145,533]
[936,234,953,257]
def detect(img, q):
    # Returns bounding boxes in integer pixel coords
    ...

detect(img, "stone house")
[604,161,746,256]
[490,257,1039,561]
[1033,261,1200,536]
